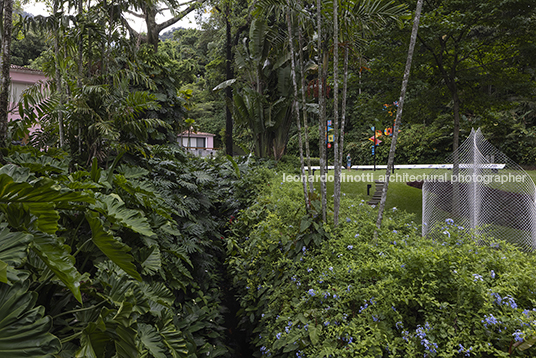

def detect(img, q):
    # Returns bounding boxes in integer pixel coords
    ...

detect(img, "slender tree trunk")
[78,0,84,155]
[54,0,65,147]
[339,45,349,180]
[375,0,424,233]
[317,0,327,221]
[287,3,309,211]
[0,0,13,148]
[333,0,341,226]
[298,8,313,194]
[225,10,233,156]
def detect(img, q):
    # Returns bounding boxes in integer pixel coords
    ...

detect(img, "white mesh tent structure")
[422,128,536,251]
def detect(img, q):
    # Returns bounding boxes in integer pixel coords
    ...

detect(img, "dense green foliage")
[0,145,273,357]
[228,176,536,357]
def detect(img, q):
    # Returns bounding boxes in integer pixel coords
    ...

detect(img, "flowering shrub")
[228,175,536,357]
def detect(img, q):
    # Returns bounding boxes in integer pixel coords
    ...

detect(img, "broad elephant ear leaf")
[92,193,156,238]
[0,227,33,283]
[31,232,83,303]
[86,211,142,281]
[0,280,61,357]
[0,174,93,234]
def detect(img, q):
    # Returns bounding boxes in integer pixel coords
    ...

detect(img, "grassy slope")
[316,169,536,224]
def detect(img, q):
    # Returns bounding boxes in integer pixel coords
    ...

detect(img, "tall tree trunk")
[54,0,65,147]
[0,0,13,148]
[225,10,233,156]
[333,0,340,226]
[317,0,327,221]
[298,17,313,194]
[375,0,424,233]
[287,2,309,211]
[339,44,349,185]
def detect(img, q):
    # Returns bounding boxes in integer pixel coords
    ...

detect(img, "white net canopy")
[422,128,536,251]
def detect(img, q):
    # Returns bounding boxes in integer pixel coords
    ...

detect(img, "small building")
[8,65,47,121]
[177,130,216,157]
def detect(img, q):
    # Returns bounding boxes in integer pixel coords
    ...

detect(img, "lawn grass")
[315,168,536,225]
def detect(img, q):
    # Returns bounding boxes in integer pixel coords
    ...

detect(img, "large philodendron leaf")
[0,174,93,234]
[92,193,156,238]
[0,280,61,357]
[31,232,83,303]
[86,212,142,281]
[0,226,33,283]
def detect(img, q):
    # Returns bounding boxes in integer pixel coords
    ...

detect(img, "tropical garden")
[0,0,535,356]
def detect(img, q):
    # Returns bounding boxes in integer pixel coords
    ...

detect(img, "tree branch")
[125,9,145,18]
[155,0,205,34]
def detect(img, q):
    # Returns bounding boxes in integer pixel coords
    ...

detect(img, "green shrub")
[228,176,536,357]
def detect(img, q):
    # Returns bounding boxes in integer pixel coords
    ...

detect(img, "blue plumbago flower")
[402,330,410,342]
[393,229,398,233]
[258,285,262,290]
[458,344,465,353]
[308,289,315,296]
[346,217,351,222]
[302,246,307,253]
[401,264,406,268]
[395,321,403,330]
[260,346,267,352]
[513,330,524,343]
[276,333,282,339]
[307,268,313,272]
[246,286,250,289]
[347,245,353,250]
[392,306,397,312]
[347,285,351,292]
[359,302,369,313]
[472,274,483,282]
[372,315,379,322]
[291,276,297,282]
[393,241,397,245]
[443,230,451,238]
[285,326,290,333]
[523,309,531,317]
[458,226,464,230]
[261,314,265,318]
[490,270,495,279]
[392,207,397,211]
[324,321,330,326]
[355,233,360,238]
[333,294,339,299]
[445,218,454,225]
[304,324,309,331]
[481,314,500,328]
[329,266,333,271]
[371,205,376,208]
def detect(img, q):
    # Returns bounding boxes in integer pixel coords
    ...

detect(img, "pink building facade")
[177,130,216,157]
[8,65,47,122]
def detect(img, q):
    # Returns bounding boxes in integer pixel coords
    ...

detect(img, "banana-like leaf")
[0,227,33,283]
[212,79,236,92]
[86,212,142,282]
[31,232,83,303]
[0,174,93,234]
[92,193,156,238]
[0,280,61,357]
[249,18,268,61]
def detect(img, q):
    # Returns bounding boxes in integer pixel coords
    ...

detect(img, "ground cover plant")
[228,174,536,357]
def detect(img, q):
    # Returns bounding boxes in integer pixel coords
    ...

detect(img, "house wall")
[8,67,47,121]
